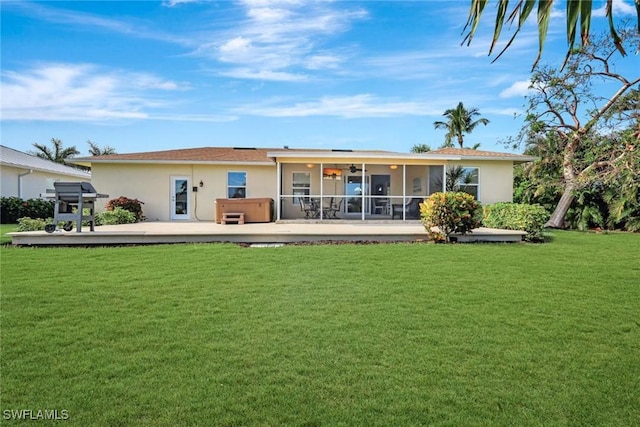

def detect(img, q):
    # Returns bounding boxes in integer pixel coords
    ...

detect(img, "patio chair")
[299,198,314,219]
[391,197,423,219]
[325,198,342,219]
[373,198,389,215]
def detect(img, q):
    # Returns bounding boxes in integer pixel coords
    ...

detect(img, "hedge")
[1,197,55,224]
[483,202,549,242]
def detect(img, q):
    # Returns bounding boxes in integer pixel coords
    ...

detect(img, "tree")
[87,140,117,156]
[410,143,431,153]
[516,127,640,231]
[462,0,640,70]
[30,138,79,165]
[509,26,639,228]
[433,102,489,148]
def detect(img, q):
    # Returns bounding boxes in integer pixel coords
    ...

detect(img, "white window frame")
[227,171,247,199]
[459,167,479,199]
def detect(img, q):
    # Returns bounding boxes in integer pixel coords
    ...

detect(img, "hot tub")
[215,198,273,223]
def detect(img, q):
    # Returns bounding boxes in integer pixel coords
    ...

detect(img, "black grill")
[45,182,109,233]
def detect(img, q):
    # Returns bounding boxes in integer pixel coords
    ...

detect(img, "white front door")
[171,176,190,220]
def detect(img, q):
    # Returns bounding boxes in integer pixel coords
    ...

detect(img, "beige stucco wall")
[457,160,514,204]
[1,165,90,199]
[91,159,515,221]
[91,163,277,221]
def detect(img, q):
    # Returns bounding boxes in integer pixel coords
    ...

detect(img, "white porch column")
[276,161,281,221]
[361,162,366,221]
[402,164,407,220]
[442,164,446,193]
[319,162,324,220]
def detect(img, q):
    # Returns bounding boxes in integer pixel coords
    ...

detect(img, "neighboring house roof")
[71,146,536,166]
[1,145,91,178]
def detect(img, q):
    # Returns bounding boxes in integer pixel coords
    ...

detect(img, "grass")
[0,224,17,245]
[1,231,639,426]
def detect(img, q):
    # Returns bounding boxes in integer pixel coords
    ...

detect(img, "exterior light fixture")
[306,163,314,168]
[390,164,398,170]
[199,180,204,187]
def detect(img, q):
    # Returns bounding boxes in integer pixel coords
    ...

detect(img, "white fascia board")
[2,161,90,178]
[457,155,538,162]
[69,160,276,166]
[267,151,462,161]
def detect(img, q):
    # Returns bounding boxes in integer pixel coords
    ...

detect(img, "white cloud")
[0,63,232,122]
[8,1,192,45]
[246,7,292,22]
[235,94,435,118]
[162,0,200,7]
[593,0,637,17]
[219,68,308,82]
[499,80,532,98]
[201,1,367,80]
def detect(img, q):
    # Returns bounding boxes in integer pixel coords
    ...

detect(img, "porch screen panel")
[292,172,311,204]
[428,166,444,195]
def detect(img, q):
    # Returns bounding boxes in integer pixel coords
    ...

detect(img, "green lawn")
[0,224,17,245]
[1,231,639,426]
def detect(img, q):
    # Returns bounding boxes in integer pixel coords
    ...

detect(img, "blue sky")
[1,0,638,156]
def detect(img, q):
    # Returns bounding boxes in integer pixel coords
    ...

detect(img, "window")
[458,167,479,199]
[227,171,247,198]
[292,172,311,204]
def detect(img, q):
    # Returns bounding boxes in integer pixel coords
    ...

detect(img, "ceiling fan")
[349,164,363,173]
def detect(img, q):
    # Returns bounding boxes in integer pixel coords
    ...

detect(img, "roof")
[74,147,278,163]
[428,147,537,162]
[1,145,91,178]
[71,146,394,166]
[70,146,535,165]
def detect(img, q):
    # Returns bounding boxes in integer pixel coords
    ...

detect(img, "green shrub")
[1,197,55,223]
[16,217,48,232]
[483,202,549,242]
[105,197,145,222]
[95,207,137,226]
[420,192,482,242]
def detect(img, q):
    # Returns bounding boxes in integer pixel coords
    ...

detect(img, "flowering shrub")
[1,197,54,223]
[420,192,482,242]
[483,202,549,242]
[105,197,145,222]
[95,207,137,225]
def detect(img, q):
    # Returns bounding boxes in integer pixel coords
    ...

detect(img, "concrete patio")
[8,221,527,246]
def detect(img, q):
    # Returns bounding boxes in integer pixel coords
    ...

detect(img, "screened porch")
[276,162,450,221]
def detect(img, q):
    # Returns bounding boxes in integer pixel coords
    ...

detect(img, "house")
[71,146,535,222]
[1,145,91,200]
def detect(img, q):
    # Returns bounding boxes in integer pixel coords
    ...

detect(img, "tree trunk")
[546,135,580,228]
[546,183,575,228]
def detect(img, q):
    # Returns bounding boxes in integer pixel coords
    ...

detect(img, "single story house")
[72,146,535,222]
[1,145,91,200]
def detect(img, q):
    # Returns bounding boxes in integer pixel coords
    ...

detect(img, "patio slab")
[8,222,526,246]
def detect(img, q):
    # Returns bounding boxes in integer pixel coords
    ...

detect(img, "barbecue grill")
[45,182,109,233]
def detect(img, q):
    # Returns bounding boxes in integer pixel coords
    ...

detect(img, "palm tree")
[87,140,117,156]
[30,138,80,165]
[410,144,431,153]
[433,102,489,148]
[462,0,639,70]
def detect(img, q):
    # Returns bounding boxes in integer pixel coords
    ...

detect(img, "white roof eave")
[69,159,276,166]
[267,151,462,161]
